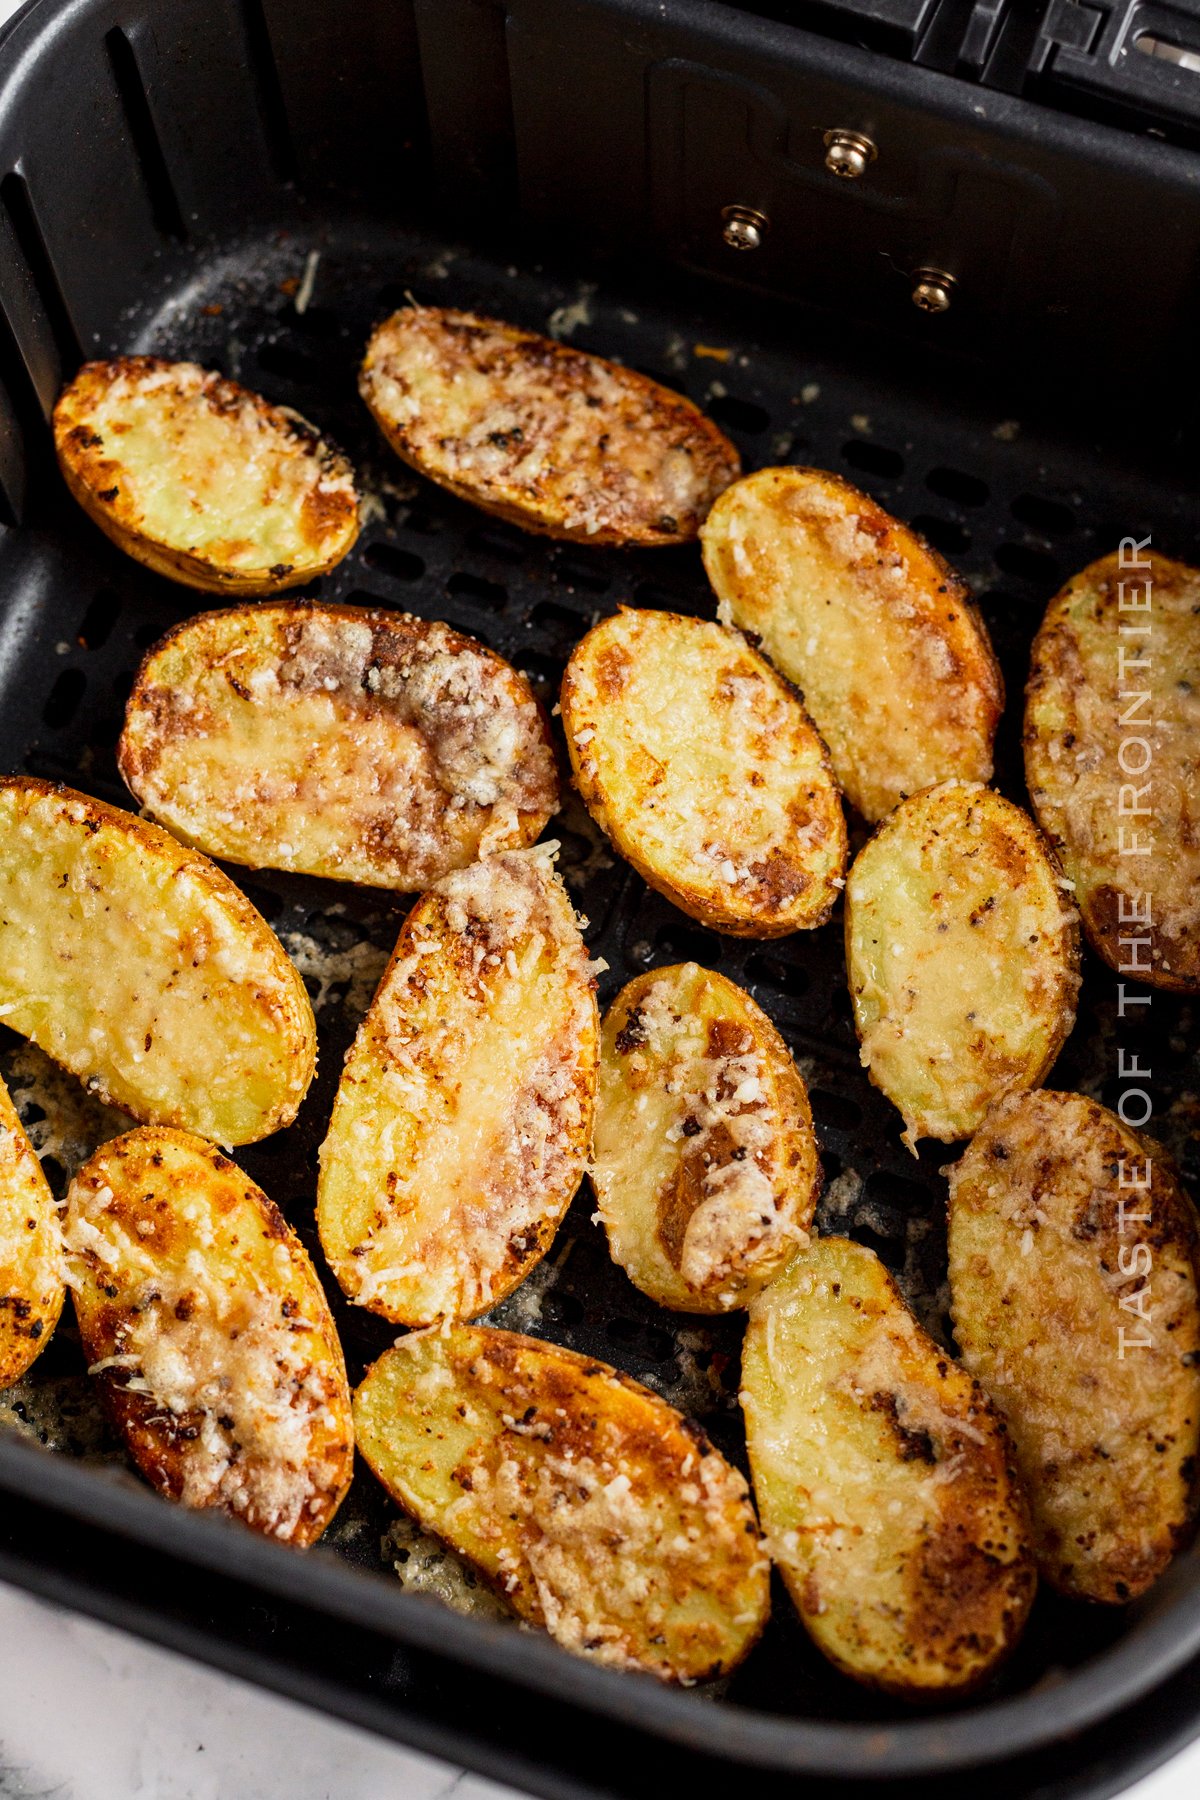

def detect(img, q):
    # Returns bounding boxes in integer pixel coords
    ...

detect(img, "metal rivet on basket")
[911,269,956,313]
[721,205,770,251]
[823,130,877,179]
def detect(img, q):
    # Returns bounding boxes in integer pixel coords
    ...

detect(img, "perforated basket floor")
[1,212,1198,1731]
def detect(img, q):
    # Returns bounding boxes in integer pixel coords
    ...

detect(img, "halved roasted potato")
[593,963,819,1311]
[742,1237,1035,1696]
[701,467,1003,822]
[354,1324,769,1680]
[54,357,359,594]
[119,603,559,890]
[359,306,739,545]
[0,779,315,1145]
[0,1072,64,1387]
[948,1090,1200,1602]
[1025,549,1200,991]
[65,1129,353,1544]
[561,609,846,937]
[845,781,1079,1146]
[318,850,597,1324]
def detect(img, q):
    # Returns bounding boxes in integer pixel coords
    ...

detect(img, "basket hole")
[531,597,583,633]
[744,953,807,999]
[994,541,1062,587]
[442,572,504,613]
[708,394,770,435]
[910,514,971,557]
[809,1089,863,1133]
[286,303,340,340]
[77,588,121,651]
[842,439,904,479]
[633,582,697,614]
[553,557,611,594]
[925,466,989,508]
[632,365,686,394]
[134,621,164,648]
[514,651,562,692]
[1010,492,1076,536]
[400,507,442,537]
[42,668,86,729]
[849,1224,904,1267]
[653,922,719,964]
[363,542,425,583]
[240,881,285,922]
[862,1169,928,1210]
[466,525,527,564]
[255,338,321,382]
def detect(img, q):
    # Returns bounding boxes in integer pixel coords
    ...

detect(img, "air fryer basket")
[2,2,1200,1796]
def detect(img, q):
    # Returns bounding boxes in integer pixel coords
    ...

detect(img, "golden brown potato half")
[0,779,315,1146]
[948,1090,1200,1602]
[593,963,820,1312]
[0,1072,64,1387]
[1025,549,1200,991]
[845,781,1079,1146]
[54,357,359,594]
[359,306,739,546]
[561,609,846,937]
[318,850,597,1325]
[701,467,1003,822]
[65,1129,353,1544]
[119,603,559,890]
[354,1324,769,1680]
[742,1237,1035,1696]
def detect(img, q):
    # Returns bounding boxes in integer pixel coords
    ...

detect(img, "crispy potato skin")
[0,779,315,1145]
[66,1129,354,1545]
[742,1238,1036,1696]
[318,852,598,1325]
[119,602,559,890]
[359,307,739,546]
[354,1324,769,1681]
[1024,550,1200,991]
[948,1091,1200,1602]
[845,781,1080,1145]
[593,963,820,1312]
[54,358,359,595]
[702,468,1003,822]
[561,609,846,937]
[0,1073,64,1387]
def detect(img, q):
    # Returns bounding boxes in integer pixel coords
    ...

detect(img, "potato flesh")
[65,1129,354,1545]
[702,468,1002,822]
[359,307,739,545]
[742,1238,1035,1694]
[845,781,1079,1145]
[593,962,819,1311]
[0,780,315,1146]
[119,604,558,890]
[354,1325,769,1681]
[54,359,359,591]
[318,851,598,1324]
[948,1090,1200,1601]
[561,609,846,936]
[0,1073,64,1386]
[1025,550,1200,991]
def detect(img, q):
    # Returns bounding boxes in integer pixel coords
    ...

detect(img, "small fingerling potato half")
[1025,549,1200,991]
[359,305,739,545]
[742,1237,1036,1697]
[119,603,559,890]
[948,1090,1200,1603]
[845,781,1079,1146]
[593,963,820,1311]
[0,779,315,1145]
[65,1129,353,1544]
[53,357,359,594]
[354,1323,769,1680]
[318,849,598,1324]
[0,1071,64,1386]
[702,467,1003,823]
[561,608,846,937]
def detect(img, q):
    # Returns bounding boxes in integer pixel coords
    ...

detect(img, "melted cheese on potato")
[0,1072,63,1386]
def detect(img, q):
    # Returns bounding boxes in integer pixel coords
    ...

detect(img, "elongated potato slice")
[359,307,739,545]
[593,963,819,1311]
[702,468,1003,822]
[119,603,559,890]
[318,850,597,1324]
[742,1237,1035,1695]
[845,781,1079,1145]
[54,358,359,594]
[0,779,315,1145]
[561,609,846,937]
[0,1072,64,1386]
[355,1324,769,1680]
[948,1090,1200,1602]
[65,1129,353,1544]
[1025,550,1200,991]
